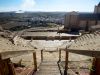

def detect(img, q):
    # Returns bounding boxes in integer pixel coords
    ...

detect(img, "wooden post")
[41,50,43,62]
[59,50,61,62]
[8,62,16,75]
[33,52,37,72]
[64,50,68,75]
[0,58,16,75]
[0,54,1,60]
[90,57,100,75]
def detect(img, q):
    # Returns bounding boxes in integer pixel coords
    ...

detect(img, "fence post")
[8,61,16,75]
[64,50,69,75]
[33,52,37,72]
[59,49,61,62]
[0,58,16,75]
[41,50,43,62]
[90,57,100,75]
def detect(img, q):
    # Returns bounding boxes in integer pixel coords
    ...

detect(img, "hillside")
[0,12,65,31]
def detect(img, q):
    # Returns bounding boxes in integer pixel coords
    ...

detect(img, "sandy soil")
[0,28,92,75]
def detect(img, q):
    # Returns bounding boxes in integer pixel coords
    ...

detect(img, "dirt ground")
[0,30,93,75]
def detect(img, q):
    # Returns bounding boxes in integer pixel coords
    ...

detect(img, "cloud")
[21,0,35,11]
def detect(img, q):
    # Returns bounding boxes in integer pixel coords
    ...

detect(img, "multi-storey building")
[64,3,100,31]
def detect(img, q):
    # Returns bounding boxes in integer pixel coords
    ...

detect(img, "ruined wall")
[97,21,100,24]
[78,20,87,29]
[88,20,96,27]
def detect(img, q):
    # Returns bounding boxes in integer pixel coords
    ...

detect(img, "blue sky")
[0,0,99,12]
